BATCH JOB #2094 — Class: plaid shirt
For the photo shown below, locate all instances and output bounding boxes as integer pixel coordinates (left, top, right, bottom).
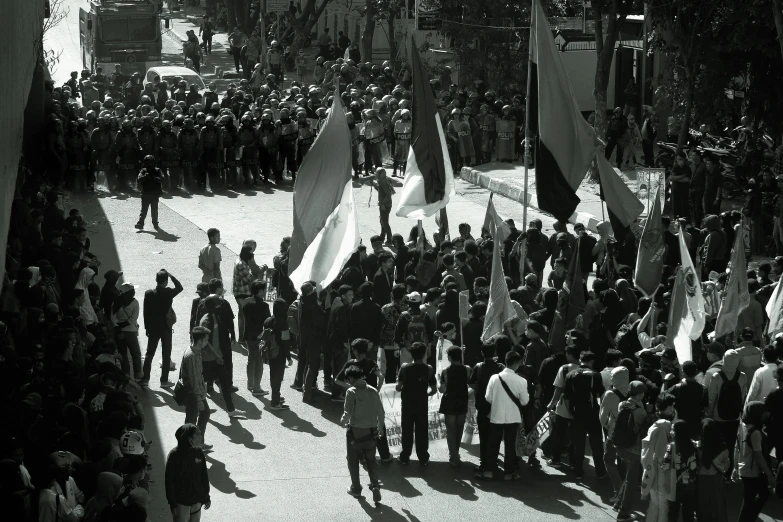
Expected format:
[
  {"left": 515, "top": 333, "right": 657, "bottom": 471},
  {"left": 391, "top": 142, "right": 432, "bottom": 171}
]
[{"left": 232, "top": 259, "right": 253, "bottom": 297}]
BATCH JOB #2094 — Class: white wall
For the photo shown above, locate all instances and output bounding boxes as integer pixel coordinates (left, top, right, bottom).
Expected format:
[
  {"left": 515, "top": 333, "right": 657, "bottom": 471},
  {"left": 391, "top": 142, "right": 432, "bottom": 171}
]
[{"left": 560, "top": 50, "right": 616, "bottom": 113}]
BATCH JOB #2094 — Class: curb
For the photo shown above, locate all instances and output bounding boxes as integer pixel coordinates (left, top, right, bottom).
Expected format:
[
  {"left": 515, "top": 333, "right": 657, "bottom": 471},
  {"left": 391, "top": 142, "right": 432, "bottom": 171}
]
[{"left": 459, "top": 166, "right": 603, "bottom": 234}]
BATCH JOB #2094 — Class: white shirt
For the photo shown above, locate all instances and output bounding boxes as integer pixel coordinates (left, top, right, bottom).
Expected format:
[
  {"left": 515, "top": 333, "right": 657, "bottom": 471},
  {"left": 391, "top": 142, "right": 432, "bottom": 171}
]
[
  {"left": 485, "top": 368, "right": 529, "bottom": 424},
  {"left": 747, "top": 362, "right": 778, "bottom": 403}
]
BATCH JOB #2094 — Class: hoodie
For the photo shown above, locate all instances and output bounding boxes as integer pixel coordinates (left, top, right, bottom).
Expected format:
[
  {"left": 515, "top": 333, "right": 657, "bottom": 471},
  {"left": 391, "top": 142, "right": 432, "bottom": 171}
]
[
  {"left": 641, "top": 418, "right": 675, "bottom": 501},
  {"left": 701, "top": 215, "right": 727, "bottom": 269},
  {"left": 600, "top": 367, "right": 630, "bottom": 436},
  {"left": 341, "top": 379, "right": 385, "bottom": 430},
  {"left": 707, "top": 349, "right": 748, "bottom": 420}
]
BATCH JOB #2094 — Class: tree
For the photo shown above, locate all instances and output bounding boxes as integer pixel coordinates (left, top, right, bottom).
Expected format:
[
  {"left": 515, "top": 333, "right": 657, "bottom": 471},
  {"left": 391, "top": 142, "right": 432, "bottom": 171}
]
[
  {"left": 362, "top": 0, "right": 378, "bottom": 63},
  {"left": 648, "top": 0, "right": 725, "bottom": 153},
  {"left": 286, "top": 0, "right": 334, "bottom": 59},
  {"left": 591, "top": 0, "right": 640, "bottom": 139},
  {"left": 38, "top": 0, "right": 69, "bottom": 73}
]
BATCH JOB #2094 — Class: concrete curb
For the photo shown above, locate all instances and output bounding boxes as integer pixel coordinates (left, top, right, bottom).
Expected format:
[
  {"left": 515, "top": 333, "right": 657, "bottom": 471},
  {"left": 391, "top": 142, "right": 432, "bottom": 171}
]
[{"left": 459, "top": 166, "right": 604, "bottom": 234}]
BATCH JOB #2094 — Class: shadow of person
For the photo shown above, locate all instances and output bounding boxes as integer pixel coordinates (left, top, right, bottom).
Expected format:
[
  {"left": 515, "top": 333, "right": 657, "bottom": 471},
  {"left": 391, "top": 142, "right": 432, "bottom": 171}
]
[
  {"left": 208, "top": 418, "right": 266, "bottom": 450},
  {"left": 357, "top": 498, "right": 423, "bottom": 522},
  {"left": 374, "top": 470, "right": 423, "bottom": 499},
  {"left": 205, "top": 455, "right": 257, "bottom": 499},
  {"left": 262, "top": 402, "right": 327, "bottom": 437},
  {"left": 137, "top": 228, "right": 180, "bottom": 242},
  {"left": 414, "top": 461, "right": 479, "bottom": 501},
  {"left": 146, "top": 389, "right": 183, "bottom": 412}
]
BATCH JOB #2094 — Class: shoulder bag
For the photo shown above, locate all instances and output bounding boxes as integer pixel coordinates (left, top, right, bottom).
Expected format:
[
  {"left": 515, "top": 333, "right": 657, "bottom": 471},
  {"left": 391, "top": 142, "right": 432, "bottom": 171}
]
[{"left": 497, "top": 375, "right": 537, "bottom": 457}]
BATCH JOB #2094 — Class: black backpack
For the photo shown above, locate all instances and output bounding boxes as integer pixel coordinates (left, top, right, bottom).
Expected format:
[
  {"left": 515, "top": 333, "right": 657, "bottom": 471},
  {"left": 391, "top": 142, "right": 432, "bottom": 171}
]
[
  {"left": 611, "top": 401, "right": 640, "bottom": 449},
  {"left": 716, "top": 371, "right": 743, "bottom": 420},
  {"left": 563, "top": 367, "right": 597, "bottom": 420}
]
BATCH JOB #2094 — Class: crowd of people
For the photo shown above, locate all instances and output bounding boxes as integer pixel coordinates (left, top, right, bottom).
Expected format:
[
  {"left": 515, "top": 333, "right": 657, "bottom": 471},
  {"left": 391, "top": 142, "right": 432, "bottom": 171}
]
[{"left": 45, "top": 51, "right": 527, "bottom": 199}]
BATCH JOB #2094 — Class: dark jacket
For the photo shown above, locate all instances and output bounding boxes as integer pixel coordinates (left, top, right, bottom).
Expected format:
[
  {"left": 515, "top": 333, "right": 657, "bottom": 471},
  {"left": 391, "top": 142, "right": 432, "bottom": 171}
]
[
  {"left": 372, "top": 268, "right": 394, "bottom": 307},
  {"left": 143, "top": 275, "right": 183, "bottom": 332},
  {"left": 138, "top": 167, "right": 163, "bottom": 197},
  {"left": 240, "top": 296, "right": 271, "bottom": 345},
  {"left": 350, "top": 299, "right": 383, "bottom": 345},
  {"left": 299, "top": 293, "right": 327, "bottom": 351},
  {"left": 165, "top": 446, "right": 210, "bottom": 507},
  {"left": 196, "top": 297, "right": 236, "bottom": 346},
  {"left": 327, "top": 300, "right": 352, "bottom": 347}
]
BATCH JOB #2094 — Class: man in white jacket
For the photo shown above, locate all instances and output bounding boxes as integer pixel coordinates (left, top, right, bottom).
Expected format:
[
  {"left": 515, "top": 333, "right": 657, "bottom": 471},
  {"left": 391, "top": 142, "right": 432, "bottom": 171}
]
[{"left": 477, "top": 351, "right": 528, "bottom": 481}]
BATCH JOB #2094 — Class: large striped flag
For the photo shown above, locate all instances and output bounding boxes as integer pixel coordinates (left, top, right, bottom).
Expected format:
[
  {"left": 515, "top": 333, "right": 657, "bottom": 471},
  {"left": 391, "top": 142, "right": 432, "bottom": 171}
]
[
  {"left": 596, "top": 151, "right": 645, "bottom": 239},
  {"left": 667, "top": 232, "right": 706, "bottom": 362},
  {"left": 528, "top": 0, "right": 595, "bottom": 222},
  {"left": 482, "top": 211, "right": 518, "bottom": 341},
  {"left": 549, "top": 241, "right": 586, "bottom": 352},
  {"left": 395, "top": 37, "right": 455, "bottom": 219},
  {"left": 289, "top": 92, "right": 360, "bottom": 291},
  {"left": 634, "top": 187, "right": 664, "bottom": 297},
  {"left": 714, "top": 224, "right": 750, "bottom": 339}
]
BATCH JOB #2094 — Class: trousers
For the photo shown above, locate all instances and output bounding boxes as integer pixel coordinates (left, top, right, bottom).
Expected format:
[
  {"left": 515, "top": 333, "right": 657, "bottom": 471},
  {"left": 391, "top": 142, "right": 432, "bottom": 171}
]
[
  {"left": 203, "top": 361, "right": 235, "bottom": 412},
  {"left": 184, "top": 396, "right": 210, "bottom": 436},
  {"left": 142, "top": 328, "right": 172, "bottom": 382},
  {"left": 570, "top": 415, "right": 606, "bottom": 476},
  {"left": 138, "top": 195, "right": 159, "bottom": 225},
  {"left": 444, "top": 414, "right": 466, "bottom": 461},
  {"left": 269, "top": 355, "right": 286, "bottom": 405},
  {"left": 346, "top": 430, "right": 380, "bottom": 491},
  {"left": 379, "top": 207, "right": 393, "bottom": 243},
  {"left": 246, "top": 340, "right": 264, "bottom": 391},
  {"left": 486, "top": 422, "right": 519, "bottom": 474},
  {"left": 400, "top": 407, "right": 429, "bottom": 462}
]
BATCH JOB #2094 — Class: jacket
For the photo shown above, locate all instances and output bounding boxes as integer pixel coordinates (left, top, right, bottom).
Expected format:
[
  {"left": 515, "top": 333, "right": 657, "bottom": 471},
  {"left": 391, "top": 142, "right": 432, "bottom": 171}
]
[
  {"left": 299, "top": 293, "right": 327, "bottom": 351},
  {"left": 701, "top": 215, "right": 727, "bottom": 268},
  {"left": 341, "top": 379, "right": 385, "bottom": 429},
  {"left": 165, "top": 446, "right": 210, "bottom": 507},
  {"left": 240, "top": 296, "right": 270, "bottom": 345},
  {"left": 137, "top": 167, "right": 163, "bottom": 197},
  {"left": 327, "top": 300, "right": 352, "bottom": 347},
  {"left": 350, "top": 299, "right": 383, "bottom": 345},
  {"left": 143, "top": 276, "right": 184, "bottom": 332},
  {"left": 372, "top": 268, "right": 394, "bottom": 307}
]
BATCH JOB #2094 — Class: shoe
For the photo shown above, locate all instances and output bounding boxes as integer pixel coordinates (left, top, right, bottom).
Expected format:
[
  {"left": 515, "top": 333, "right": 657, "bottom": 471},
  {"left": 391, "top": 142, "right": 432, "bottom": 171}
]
[
  {"left": 137, "top": 379, "right": 149, "bottom": 388},
  {"left": 528, "top": 458, "right": 542, "bottom": 469},
  {"left": 504, "top": 473, "right": 521, "bottom": 481},
  {"left": 616, "top": 514, "right": 636, "bottom": 522},
  {"left": 201, "top": 443, "right": 213, "bottom": 451},
  {"left": 547, "top": 459, "right": 565, "bottom": 469},
  {"left": 247, "top": 383, "right": 253, "bottom": 391},
  {"left": 269, "top": 403, "right": 290, "bottom": 410},
  {"left": 474, "top": 471, "right": 494, "bottom": 480},
  {"left": 380, "top": 456, "right": 393, "bottom": 463},
  {"left": 160, "top": 380, "right": 175, "bottom": 388},
  {"left": 134, "top": 222, "right": 143, "bottom": 229},
  {"left": 252, "top": 389, "right": 269, "bottom": 396},
  {"left": 346, "top": 487, "right": 362, "bottom": 498},
  {"left": 419, "top": 459, "right": 429, "bottom": 467},
  {"left": 596, "top": 471, "right": 608, "bottom": 480},
  {"left": 230, "top": 385, "right": 239, "bottom": 392},
  {"left": 573, "top": 473, "right": 584, "bottom": 481},
  {"left": 228, "top": 409, "right": 244, "bottom": 418},
  {"left": 397, "top": 456, "right": 409, "bottom": 465},
  {"left": 291, "top": 384, "right": 303, "bottom": 391},
  {"left": 371, "top": 486, "right": 382, "bottom": 503}
]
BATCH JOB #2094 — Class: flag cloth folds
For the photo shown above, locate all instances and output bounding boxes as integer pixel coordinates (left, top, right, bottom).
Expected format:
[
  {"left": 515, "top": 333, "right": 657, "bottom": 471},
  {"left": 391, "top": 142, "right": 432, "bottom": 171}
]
[
  {"left": 289, "top": 95, "right": 360, "bottom": 291},
  {"left": 482, "top": 193, "right": 511, "bottom": 243},
  {"left": 396, "top": 37, "right": 455, "bottom": 219},
  {"left": 549, "top": 241, "right": 586, "bottom": 352},
  {"left": 596, "top": 151, "right": 645, "bottom": 239},
  {"left": 289, "top": 84, "right": 351, "bottom": 273},
  {"left": 667, "top": 232, "right": 706, "bottom": 362},
  {"left": 528, "top": 0, "right": 595, "bottom": 222},
  {"left": 482, "top": 217, "right": 518, "bottom": 342},
  {"left": 714, "top": 224, "right": 750, "bottom": 339},
  {"left": 766, "top": 277, "right": 783, "bottom": 337},
  {"left": 634, "top": 187, "right": 664, "bottom": 297}
]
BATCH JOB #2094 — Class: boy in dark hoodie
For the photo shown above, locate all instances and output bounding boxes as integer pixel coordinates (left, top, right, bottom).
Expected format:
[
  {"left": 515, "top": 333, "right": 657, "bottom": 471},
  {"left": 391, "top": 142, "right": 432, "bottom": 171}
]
[{"left": 700, "top": 214, "right": 727, "bottom": 279}]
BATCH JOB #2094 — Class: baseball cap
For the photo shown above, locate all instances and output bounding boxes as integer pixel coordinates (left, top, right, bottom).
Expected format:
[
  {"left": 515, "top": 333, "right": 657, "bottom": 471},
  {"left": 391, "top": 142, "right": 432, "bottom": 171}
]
[
  {"left": 406, "top": 291, "right": 422, "bottom": 304},
  {"left": 629, "top": 380, "right": 647, "bottom": 396}
]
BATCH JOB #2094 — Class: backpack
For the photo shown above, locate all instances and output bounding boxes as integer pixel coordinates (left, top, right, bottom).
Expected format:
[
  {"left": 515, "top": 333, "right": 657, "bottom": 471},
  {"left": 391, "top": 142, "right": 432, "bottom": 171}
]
[
  {"left": 615, "top": 320, "right": 641, "bottom": 360},
  {"left": 563, "top": 367, "right": 597, "bottom": 420},
  {"left": 259, "top": 328, "right": 279, "bottom": 362},
  {"left": 287, "top": 300, "right": 300, "bottom": 336},
  {"left": 406, "top": 314, "right": 429, "bottom": 349},
  {"left": 602, "top": 389, "right": 627, "bottom": 433},
  {"left": 716, "top": 371, "right": 743, "bottom": 419},
  {"left": 611, "top": 401, "right": 640, "bottom": 449},
  {"left": 185, "top": 41, "right": 199, "bottom": 59}
]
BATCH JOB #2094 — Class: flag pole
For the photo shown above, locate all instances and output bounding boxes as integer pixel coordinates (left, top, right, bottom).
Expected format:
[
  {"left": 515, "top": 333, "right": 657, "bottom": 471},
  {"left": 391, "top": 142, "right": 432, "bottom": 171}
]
[{"left": 522, "top": 5, "right": 534, "bottom": 233}]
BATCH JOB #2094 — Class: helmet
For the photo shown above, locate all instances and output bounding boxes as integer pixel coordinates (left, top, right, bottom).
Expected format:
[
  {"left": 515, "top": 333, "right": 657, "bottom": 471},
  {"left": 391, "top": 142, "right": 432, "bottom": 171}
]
[
  {"left": 502, "top": 104, "right": 511, "bottom": 112},
  {"left": 469, "top": 92, "right": 479, "bottom": 100},
  {"left": 451, "top": 108, "right": 462, "bottom": 116},
  {"left": 316, "top": 107, "right": 327, "bottom": 117},
  {"left": 372, "top": 65, "right": 381, "bottom": 74},
  {"left": 373, "top": 86, "right": 383, "bottom": 96},
  {"left": 266, "top": 74, "right": 276, "bottom": 83},
  {"left": 241, "top": 114, "right": 253, "bottom": 125},
  {"left": 261, "top": 111, "right": 272, "bottom": 121},
  {"left": 179, "top": 80, "right": 187, "bottom": 88},
  {"left": 103, "top": 97, "right": 114, "bottom": 108},
  {"left": 400, "top": 109, "right": 411, "bottom": 119},
  {"left": 316, "top": 56, "right": 324, "bottom": 65},
  {"left": 77, "top": 118, "right": 88, "bottom": 129},
  {"left": 384, "top": 67, "right": 392, "bottom": 74},
  {"left": 271, "top": 40, "right": 278, "bottom": 47},
  {"left": 244, "top": 94, "right": 253, "bottom": 102},
  {"left": 331, "top": 64, "right": 340, "bottom": 71},
  {"left": 382, "top": 60, "right": 391, "bottom": 69},
  {"left": 119, "top": 430, "right": 147, "bottom": 456},
  {"left": 350, "top": 101, "right": 361, "bottom": 111},
  {"left": 86, "top": 110, "right": 97, "bottom": 121},
  {"left": 193, "top": 103, "right": 204, "bottom": 112},
  {"left": 140, "top": 95, "right": 152, "bottom": 105},
  {"left": 143, "top": 154, "right": 156, "bottom": 165},
  {"left": 97, "top": 116, "right": 109, "bottom": 126},
  {"left": 196, "top": 112, "right": 207, "bottom": 123},
  {"left": 90, "top": 100, "right": 102, "bottom": 111},
  {"left": 121, "top": 119, "right": 132, "bottom": 129},
  {"left": 205, "top": 115, "right": 216, "bottom": 125},
  {"left": 141, "top": 116, "right": 152, "bottom": 126},
  {"left": 184, "top": 118, "right": 195, "bottom": 128},
  {"left": 161, "top": 120, "right": 172, "bottom": 129},
  {"left": 341, "top": 65, "right": 350, "bottom": 74}
]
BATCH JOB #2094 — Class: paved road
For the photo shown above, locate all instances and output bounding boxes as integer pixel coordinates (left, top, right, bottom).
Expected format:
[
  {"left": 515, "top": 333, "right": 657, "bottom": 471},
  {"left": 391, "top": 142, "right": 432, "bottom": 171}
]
[{"left": 45, "top": 4, "right": 782, "bottom": 521}]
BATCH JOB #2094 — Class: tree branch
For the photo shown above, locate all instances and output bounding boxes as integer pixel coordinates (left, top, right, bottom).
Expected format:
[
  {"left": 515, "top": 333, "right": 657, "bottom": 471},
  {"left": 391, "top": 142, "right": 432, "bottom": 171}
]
[{"left": 314, "top": 0, "right": 332, "bottom": 18}]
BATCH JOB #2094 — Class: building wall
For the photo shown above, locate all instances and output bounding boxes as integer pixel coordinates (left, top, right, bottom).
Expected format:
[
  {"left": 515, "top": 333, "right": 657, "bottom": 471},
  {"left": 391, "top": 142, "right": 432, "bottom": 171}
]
[{"left": 0, "top": 0, "right": 45, "bottom": 275}]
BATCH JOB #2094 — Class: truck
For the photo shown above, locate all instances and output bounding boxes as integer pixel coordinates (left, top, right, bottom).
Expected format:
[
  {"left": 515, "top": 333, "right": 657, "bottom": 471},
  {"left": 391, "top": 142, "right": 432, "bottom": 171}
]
[{"left": 78, "top": 0, "right": 163, "bottom": 77}]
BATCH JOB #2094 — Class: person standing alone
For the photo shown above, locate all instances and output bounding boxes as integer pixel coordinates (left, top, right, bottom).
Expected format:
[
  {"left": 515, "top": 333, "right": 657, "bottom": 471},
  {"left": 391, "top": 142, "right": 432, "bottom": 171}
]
[
  {"left": 198, "top": 228, "right": 222, "bottom": 283},
  {"left": 135, "top": 155, "right": 163, "bottom": 230},
  {"left": 141, "top": 269, "right": 183, "bottom": 388}
]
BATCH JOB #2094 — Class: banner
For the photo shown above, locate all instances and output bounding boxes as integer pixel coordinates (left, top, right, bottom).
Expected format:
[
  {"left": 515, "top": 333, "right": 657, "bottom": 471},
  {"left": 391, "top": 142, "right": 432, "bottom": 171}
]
[
  {"left": 458, "top": 290, "right": 470, "bottom": 321},
  {"left": 381, "top": 384, "right": 478, "bottom": 449},
  {"left": 635, "top": 168, "right": 666, "bottom": 217}
]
